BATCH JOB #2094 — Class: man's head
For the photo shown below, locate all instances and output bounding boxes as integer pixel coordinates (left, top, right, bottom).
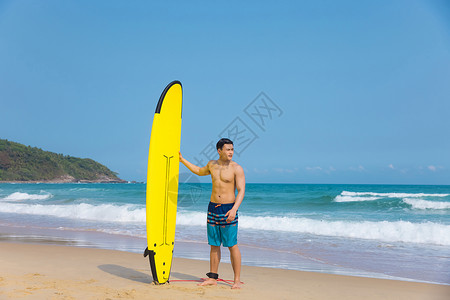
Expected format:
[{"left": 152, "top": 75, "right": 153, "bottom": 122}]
[
  {"left": 216, "top": 138, "right": 233, "bottom": 150},
  {"left": 216, "top": 138, "right": 234, "bottom": 161}
]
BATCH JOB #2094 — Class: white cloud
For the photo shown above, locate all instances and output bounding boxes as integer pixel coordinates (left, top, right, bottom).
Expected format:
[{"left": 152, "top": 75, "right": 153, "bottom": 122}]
[
  {"left": 349, "top": 165, "right": 365, "bottom": 172},
  {"left": 305, "top": 166, "right": 336, "bottom": 174},
  {"left": 427, "top": 165, "right": 444, "bottom": 172},
  {"left": 253, "top": 168, "right": 269, "bottom": 174},
  {"left": 274, "top": 167, "right": 298, "bottom": 174},
  {"left": 388, "top": 164, "right": 395, "bottom": 170},
  {"left": 305, "top": 166, "right": 322, "bottom": 171}
]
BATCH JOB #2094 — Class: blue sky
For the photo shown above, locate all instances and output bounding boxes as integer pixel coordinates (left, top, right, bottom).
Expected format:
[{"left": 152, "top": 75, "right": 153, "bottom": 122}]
[{"left": 1, "top": 0, "right": 449, "bottom": 184}]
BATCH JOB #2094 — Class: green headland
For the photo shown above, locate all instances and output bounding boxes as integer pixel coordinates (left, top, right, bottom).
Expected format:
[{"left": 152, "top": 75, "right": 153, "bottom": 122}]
[{"left": 0, "top": 139, "right": 126, "bottom": 183}]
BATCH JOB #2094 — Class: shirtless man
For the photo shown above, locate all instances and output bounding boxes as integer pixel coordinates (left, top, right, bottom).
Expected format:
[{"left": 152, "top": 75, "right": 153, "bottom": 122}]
[{"left": 179, "top": 138, "right": 245, "bottom": 289}]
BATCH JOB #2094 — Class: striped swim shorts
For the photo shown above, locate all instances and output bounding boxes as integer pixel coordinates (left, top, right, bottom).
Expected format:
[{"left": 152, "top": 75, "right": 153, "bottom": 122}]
[{"left": 207, "top": 202, "right": 238, "bottom": 247}]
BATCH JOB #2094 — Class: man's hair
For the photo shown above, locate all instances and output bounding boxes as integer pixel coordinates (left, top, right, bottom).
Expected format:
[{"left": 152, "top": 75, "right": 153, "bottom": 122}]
[{"left": 216, "top": 138, "right": 234, "bottom": 150}]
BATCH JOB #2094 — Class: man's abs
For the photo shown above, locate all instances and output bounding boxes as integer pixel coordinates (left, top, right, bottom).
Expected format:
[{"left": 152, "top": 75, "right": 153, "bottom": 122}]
[{"left": 210, "top": 184, "right": 235, "bottom": 204}]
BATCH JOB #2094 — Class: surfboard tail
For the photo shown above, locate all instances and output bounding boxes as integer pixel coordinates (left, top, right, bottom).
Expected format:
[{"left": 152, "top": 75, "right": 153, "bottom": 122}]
[{"left": 144, "top": 247, "right": 160, "bottom": 284}]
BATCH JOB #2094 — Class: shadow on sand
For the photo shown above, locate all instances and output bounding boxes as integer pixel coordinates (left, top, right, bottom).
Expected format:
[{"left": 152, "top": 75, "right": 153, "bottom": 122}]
[
  {"left": 98, "top": 264, "right": 152, "bottom": 284},
  {"left": 98, "top": 265, "right": 202, "bottom": 284}
]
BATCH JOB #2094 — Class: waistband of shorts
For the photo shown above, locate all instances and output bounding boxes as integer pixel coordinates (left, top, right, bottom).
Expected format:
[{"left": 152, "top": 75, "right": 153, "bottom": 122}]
[{"left": 208, "top": 201, "right": 235, "bottom": 208}]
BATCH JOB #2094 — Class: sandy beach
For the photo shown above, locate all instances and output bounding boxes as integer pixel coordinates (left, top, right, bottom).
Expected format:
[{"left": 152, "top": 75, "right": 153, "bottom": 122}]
[{"left": 0, "top": 242, "right": 448, "bottom": 300}]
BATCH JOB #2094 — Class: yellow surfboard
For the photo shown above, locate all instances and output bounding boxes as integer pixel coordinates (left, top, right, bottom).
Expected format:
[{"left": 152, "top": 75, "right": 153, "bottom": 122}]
[{"left": 144, "top": 81, "right": 182, "bottom": 284}]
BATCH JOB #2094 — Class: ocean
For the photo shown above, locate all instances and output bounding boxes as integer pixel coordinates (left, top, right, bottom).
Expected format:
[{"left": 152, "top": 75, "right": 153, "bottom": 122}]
[{"left": 0, "top": 182, "right": 449, "bottom": 285}]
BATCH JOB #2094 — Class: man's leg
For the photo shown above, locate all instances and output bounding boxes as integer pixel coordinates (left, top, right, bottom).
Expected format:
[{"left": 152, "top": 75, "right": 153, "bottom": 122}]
[
  {"left": 198, "top": 245, "right": 221, "bottom": 286},
  {"left": 229, "top": 245, "right": 242, "bottom": 289},
  {"left": 210, "top": 245, "right": 221, "bottom": 274}
]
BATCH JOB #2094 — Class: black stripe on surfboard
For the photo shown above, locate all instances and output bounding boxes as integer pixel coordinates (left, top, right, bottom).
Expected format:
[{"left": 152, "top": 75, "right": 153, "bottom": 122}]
[{"left": 155, "top": 80, "right": 182, "bottom": 117}]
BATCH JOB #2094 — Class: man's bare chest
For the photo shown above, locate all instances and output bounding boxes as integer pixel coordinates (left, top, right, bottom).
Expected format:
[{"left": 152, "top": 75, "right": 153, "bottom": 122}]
[{"left": 210, "top": 165, "right": 235, "bottom": 184}]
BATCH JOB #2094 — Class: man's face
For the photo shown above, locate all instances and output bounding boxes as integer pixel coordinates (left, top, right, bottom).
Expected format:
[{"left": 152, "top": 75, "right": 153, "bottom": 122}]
[{"left": 218, "top": 144, "right": 234, "bottom": 161}]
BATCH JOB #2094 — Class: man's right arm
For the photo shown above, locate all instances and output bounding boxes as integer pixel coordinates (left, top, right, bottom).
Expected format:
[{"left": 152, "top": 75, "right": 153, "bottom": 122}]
[{"left": 179, "top": 152, "right": 210, "bottom": 176}]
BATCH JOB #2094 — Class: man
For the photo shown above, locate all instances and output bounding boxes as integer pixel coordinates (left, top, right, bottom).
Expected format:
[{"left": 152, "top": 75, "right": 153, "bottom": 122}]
[{"left": 179, "top": 138, "right": 245, "bottom": 289}]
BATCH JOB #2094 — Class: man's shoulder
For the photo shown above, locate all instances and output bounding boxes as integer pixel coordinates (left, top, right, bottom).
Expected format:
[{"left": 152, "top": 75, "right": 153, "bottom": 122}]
[
  {"left": 231, "top": 161, "right": 243, "bottom": 171},
  {"left": 207, "top": 160, "right": 218, "bottom": 167}
]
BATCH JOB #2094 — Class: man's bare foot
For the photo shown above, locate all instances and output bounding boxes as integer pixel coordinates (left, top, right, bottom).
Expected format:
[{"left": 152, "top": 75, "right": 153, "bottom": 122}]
[
  {"left": 231, "top": 281, "right": 242, "bottom": 289},
  {"left": 197, "top": 278, "right": 217, "bottom": 286}
]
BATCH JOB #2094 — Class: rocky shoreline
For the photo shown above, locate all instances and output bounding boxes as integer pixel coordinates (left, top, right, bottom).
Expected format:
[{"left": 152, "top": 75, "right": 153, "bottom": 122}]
[{"left": 0, "top": 175, "right": 127, "bottom": 184}]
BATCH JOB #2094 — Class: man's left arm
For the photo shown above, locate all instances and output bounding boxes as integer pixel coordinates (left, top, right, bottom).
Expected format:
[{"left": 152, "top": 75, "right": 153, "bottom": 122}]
[{"left": 225, "top": 165, "right": 245, "bottom": 222}]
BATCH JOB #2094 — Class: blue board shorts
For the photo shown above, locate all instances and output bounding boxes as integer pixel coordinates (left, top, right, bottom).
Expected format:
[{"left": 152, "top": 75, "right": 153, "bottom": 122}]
[{"left": 207, "top": 202, "right": 238, "bottom": 247}]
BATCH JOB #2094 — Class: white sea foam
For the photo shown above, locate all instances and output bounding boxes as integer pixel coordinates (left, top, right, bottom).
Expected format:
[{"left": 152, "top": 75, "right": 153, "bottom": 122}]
[
  {"left": 403, "top": 198, "right": 450, "bottom": 210},
  {"left": 340, "top": 191, "right": 449, "bottom": 198},
  {"left": 335, "top": 191, "right": 450, "bottom": 202},
  {"left": 242, "top": 216, "right": 450, "bottom": 245},
  {"left": 1, "top": 202, "right": 449, "bottom": 246},
  {"left": 0, "top": 202, "right": 145, "bottom": 223},
  {"left": 334, "top": 195, "right": 381, "bottom": 202},
  {"left": 1, "top": 192, "right": 53, "bottom": 201},
  {"left": 175, "top": 211, "right": 450, "bottom": 246}
]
